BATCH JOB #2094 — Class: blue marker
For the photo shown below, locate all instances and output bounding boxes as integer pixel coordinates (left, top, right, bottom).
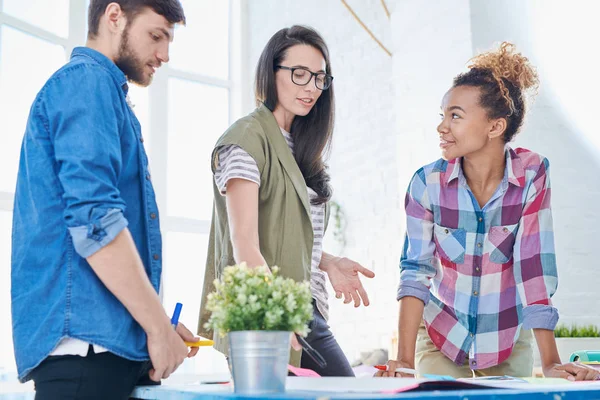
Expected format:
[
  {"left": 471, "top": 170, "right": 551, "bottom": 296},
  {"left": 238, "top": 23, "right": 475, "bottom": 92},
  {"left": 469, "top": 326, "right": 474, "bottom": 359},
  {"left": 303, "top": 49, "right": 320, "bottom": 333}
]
[
  {"left": 170, "top": 302, "right": 183, "bottom": 329},
  {"left": 169, "top": 302, "right": 214, "bottom": 347}
]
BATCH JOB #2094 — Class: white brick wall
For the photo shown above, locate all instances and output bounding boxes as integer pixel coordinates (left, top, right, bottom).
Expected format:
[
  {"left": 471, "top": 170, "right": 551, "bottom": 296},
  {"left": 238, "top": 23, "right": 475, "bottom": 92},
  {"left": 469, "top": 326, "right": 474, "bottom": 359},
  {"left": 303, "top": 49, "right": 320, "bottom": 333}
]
[{"left": 244, "top": 0, "right": 600, "bottom": 364}]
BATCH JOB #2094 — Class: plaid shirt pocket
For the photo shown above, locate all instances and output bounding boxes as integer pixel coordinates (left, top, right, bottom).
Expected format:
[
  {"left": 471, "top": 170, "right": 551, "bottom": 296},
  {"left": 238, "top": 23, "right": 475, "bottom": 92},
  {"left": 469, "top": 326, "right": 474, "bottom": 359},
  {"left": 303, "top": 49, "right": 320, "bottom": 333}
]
[
  {"left": 486, "top": 223, "right": 519, "bottom": 264},
  {"left": 433, "top": 224, "right": 466, "bottom": 264}
]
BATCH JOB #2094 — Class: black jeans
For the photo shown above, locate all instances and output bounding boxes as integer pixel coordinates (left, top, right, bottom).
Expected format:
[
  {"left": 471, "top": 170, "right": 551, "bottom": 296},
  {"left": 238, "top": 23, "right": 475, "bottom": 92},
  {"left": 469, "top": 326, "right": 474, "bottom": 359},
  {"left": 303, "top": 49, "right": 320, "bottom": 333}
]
[
  {"left": 30, "top": 346, "right": 157, "bottom": 400},
  {"left": 300, "top": 301, "right": 355, "bottom": 377}
]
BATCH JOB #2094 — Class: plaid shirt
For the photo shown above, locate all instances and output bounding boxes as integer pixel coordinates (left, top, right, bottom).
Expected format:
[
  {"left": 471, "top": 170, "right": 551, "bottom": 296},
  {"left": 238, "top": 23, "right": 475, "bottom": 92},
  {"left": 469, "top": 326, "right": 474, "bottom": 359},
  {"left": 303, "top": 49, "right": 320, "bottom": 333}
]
[{"left": 397, "top": 147, "right": 558, "bottom": 370}]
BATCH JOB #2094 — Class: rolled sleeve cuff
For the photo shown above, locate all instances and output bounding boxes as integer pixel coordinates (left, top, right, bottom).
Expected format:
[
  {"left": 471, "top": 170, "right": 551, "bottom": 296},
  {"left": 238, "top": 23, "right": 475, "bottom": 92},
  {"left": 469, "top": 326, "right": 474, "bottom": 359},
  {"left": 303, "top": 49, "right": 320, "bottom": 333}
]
[
  {"left": 68, "top": 208, "right": 129, "bottom": 258},
  {"left": 397, "top": 281, "right": 430, "bottom": 305},
  {"left": 522, "top": 304, "right": 559, "bottom": 330}
]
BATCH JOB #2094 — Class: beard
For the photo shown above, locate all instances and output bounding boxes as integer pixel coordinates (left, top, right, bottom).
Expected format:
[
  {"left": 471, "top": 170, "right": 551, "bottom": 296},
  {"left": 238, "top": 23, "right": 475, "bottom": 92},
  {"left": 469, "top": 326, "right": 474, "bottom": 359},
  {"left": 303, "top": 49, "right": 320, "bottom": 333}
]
[{"left": 115, "top": 28, "right": 151, "bottom": 87}]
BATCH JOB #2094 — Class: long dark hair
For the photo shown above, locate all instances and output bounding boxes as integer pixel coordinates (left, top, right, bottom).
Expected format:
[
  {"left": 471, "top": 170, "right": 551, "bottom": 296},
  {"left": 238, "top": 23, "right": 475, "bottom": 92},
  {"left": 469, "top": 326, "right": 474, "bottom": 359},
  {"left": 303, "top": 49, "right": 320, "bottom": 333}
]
[{"left": 255, "top": 25, "right": 334, "bottom": 205}]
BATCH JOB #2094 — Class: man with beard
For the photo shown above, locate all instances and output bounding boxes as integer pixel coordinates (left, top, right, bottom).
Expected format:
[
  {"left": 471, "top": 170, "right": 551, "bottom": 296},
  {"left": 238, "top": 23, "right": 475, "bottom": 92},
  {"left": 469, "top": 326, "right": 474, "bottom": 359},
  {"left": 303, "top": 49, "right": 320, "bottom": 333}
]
[{"left": 11, "top": 1, "right": 196, "bottom": 398}]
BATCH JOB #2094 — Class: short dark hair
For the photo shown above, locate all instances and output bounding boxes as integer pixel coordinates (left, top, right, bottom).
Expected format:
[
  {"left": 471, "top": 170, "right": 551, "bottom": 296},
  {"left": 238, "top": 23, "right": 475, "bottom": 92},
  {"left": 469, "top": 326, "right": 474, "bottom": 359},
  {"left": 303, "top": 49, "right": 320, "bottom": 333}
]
[
  {"left": 88, "top": 0, "right": 186, "bottom": 39},
  {"left": 255, "top": 25, "right": 334, "bottom": 205}
]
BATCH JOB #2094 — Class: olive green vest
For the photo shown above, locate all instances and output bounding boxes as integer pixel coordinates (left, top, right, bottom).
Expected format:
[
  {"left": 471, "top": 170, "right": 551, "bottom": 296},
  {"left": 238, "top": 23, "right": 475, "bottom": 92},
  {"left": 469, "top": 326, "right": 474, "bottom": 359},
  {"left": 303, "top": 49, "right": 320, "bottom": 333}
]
[{"left": 198, "top": 104, "right": 329, "bottom": 366}]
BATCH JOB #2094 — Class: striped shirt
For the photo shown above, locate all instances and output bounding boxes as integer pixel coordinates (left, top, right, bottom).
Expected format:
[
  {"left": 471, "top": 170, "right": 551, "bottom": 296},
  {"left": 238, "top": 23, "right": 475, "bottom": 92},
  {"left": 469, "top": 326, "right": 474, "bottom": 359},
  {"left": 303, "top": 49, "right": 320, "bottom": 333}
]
[
  {"left": 397, "top": 147, "right": 558, "bottom": 370},
  {"left": 214, "top": 128, "right": 329, "bottom": 320}
]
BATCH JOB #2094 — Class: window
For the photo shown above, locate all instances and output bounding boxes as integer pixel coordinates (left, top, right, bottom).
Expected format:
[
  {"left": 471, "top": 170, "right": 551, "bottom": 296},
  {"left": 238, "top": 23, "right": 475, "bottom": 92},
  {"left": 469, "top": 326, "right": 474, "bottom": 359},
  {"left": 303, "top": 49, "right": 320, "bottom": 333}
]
[
  {"left": 0, "top": 0, "right": 243, "bottom": 372},
  {"left": 146, "top": 0, "right": 243, "bottom": 333},
  {"left": 0, "top": 0, "right": 81, "bottom": 373}
]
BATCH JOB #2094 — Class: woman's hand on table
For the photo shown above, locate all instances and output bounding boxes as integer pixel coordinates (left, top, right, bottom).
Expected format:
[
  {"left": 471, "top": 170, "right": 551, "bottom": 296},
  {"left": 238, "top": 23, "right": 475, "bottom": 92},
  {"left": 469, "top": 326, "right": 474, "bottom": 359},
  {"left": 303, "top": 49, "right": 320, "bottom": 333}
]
[
  {"left": 544, "top": 362, "right": 600, "bottom": 381},
  {"left": 374, "top": 359, "right": 415, "bottom": 378}
]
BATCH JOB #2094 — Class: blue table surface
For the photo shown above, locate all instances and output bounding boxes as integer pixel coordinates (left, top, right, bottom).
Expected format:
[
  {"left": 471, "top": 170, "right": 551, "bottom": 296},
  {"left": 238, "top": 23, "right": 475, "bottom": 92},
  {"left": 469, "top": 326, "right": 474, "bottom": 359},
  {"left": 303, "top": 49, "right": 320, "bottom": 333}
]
[
  {"left": 4, "top": 373, "right": 600, "bottom": 400},
  {"left": 129, "top": 382, "right": 600, "bottom": 400},
  {"left": 3, "top": 383, "right": 600, "bottom": 400},
  {"left": 130, "top": 388, "right": 600, "bottom": 400}
]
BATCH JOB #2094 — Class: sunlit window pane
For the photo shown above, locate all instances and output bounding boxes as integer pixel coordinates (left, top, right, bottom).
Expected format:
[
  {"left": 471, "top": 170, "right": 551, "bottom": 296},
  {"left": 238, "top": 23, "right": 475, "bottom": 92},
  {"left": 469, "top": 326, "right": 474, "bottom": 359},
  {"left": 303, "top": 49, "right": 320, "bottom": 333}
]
[
  {"left": 3, "top": 0, "right": 70, "bottom": 38},
  {"left": 162, "top": 232, "right": 209, "bottom": 333},
  {"left": 0, "top": 211, "right": 15, "bottom": 371},
  {"left": 127, "top": 85, "right": 151, "bottom": 159},
  {"left": 168, "top": 0, "right": 229, "bottom": 79},
  {"left": 0, "top": 26, "right": 65, "bottom": 192},
  {"left": 167, "top": 78, "right": 229, "bottom": 220},
  {"left": 84, "top": 0, "right": 91, "bottom": 42}
]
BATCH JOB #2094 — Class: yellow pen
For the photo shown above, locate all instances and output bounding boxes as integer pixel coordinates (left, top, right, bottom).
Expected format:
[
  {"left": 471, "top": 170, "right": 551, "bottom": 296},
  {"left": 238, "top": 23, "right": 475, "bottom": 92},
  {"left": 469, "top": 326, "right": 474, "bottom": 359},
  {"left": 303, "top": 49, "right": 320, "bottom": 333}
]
[{"left": 184, "top": 339, "right": 214, "bottom": 347}]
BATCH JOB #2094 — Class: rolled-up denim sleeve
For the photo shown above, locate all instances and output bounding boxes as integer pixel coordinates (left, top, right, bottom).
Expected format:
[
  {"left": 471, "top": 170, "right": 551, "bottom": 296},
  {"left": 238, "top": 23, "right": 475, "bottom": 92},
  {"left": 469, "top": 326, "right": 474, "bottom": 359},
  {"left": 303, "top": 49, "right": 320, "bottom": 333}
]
[
  {"left": 397, "top": 169, "right": 437, "bottom": 305},
  {"left": 45, "top": 65, "right": 128, "bottom": 258},
  {"left": 67, "top": 208, "right": 128, "bottom": 258}
]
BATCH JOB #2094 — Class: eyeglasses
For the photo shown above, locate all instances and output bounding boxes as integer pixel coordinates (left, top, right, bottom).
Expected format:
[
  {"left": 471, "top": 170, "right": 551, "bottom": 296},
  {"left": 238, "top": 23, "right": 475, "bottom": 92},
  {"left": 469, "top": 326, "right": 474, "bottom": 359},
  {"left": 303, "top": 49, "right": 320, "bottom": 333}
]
[{"left": 275, "top": 65, "right": 334, "bottom": 90}]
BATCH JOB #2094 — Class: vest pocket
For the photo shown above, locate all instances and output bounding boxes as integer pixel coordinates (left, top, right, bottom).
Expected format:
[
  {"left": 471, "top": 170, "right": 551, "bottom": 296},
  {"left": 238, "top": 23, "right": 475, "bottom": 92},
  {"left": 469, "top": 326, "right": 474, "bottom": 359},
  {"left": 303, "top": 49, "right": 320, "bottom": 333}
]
[
  {"left": 485, "top": 223, "right": 519, "bottom": 264},
  {"left": 433, "top": 224, "right": 466, "bottom": 264}
]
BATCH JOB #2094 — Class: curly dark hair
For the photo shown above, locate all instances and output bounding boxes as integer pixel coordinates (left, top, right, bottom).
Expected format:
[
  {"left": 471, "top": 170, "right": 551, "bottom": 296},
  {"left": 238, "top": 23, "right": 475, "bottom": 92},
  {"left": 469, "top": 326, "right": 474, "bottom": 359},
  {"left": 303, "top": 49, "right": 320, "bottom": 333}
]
[{"left": 453, "top": 42, "right": 539, "bottom": 142}]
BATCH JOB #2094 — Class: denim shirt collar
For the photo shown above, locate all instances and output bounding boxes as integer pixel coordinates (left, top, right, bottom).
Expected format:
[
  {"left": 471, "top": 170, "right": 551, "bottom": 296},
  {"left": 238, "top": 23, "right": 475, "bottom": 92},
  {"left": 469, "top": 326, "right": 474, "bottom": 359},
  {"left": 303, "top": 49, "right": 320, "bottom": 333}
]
[{"left": 71, "top": 47, "right": 128, "bottom": 94}]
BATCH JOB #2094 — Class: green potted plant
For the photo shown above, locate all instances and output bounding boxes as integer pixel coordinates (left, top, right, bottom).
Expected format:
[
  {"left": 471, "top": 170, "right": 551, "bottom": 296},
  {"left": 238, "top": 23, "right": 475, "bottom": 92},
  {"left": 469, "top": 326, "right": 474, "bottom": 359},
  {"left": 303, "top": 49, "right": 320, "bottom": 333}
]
[
  {"left": 533, "top": 324, "right": 600, "bottom": 368},
  {"left": 555, "top": 324, "right": 600, "bottom": 365},
  {"left": 205, "top": 263, "right": 313, "bottom": 394}
]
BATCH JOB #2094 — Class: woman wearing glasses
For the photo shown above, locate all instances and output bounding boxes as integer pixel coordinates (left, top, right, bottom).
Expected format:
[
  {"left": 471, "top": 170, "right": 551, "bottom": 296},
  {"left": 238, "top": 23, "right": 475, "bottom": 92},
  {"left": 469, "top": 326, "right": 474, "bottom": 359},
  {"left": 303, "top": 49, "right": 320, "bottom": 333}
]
[{"left": 198, "top": 25, "right": 374, "bottom": 376}]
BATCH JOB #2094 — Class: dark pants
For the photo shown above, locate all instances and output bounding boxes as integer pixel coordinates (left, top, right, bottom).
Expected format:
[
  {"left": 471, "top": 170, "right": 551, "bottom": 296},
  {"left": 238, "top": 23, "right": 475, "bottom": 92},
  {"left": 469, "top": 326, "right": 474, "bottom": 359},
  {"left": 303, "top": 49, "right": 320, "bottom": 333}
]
[
  {"left": 300, "top": 301, "right": 355, "bottom": 377},
  {"left": 30, "top": 345, "right": 157, "bottom": 400}
]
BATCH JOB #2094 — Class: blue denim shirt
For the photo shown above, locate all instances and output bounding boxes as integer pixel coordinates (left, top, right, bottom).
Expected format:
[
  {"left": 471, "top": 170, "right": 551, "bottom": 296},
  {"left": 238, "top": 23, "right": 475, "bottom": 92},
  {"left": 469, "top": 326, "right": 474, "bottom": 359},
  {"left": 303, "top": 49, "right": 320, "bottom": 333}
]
[{"left": 11, "top": 47, "right": 162, "bottom": 382}]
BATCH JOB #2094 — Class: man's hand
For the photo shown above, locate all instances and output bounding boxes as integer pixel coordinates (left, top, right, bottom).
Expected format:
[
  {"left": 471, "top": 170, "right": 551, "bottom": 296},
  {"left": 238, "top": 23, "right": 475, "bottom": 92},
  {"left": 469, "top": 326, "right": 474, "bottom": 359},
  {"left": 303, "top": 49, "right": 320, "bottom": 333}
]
[
  {"left": 176, "top": 322, "right": 201, "bottom": 358},
  {"left": 147, "top": 323, "right": 188, "bottom": 382}
]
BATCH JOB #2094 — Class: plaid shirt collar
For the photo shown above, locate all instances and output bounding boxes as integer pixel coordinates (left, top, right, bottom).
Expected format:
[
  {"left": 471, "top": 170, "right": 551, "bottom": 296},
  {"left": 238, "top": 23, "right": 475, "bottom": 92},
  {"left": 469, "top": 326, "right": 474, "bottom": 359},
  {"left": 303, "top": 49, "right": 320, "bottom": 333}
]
[{"left": 444, "top": 146, "right": 526, "bottom": 188}]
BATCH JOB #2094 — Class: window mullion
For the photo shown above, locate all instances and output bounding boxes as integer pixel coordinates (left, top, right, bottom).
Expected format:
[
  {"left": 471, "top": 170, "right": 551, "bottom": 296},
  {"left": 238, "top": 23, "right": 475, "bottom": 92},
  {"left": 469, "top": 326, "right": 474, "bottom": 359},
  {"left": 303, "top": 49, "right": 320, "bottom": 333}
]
[
  {"left": 66, "top": 0, "right": 87, "bottom": 58},
  {"left": 149, "top": 68, "right": 169, "bottom": 212},
  {"left": 0, "top": 192, "right": 13, "bottom": 211},
  {"left": 0, "top": 13, "right": 68, "bottom": 47},
  {"left": 168, "top": 67, "right": 231, "bottom": 89}
]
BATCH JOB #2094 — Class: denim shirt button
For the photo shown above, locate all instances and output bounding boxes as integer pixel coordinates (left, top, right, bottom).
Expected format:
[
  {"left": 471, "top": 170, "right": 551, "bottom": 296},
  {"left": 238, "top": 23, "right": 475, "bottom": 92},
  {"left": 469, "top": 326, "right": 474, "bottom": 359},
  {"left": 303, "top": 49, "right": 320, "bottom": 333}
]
[
  {"left": 150, "top": 213, "right": 156, "bottom": 219},
  {"left": 153, "top": 254, "right": 160, "bottom": 260},
  {"left": 86, "top": 224, "right": 107, "bottom": 241}
]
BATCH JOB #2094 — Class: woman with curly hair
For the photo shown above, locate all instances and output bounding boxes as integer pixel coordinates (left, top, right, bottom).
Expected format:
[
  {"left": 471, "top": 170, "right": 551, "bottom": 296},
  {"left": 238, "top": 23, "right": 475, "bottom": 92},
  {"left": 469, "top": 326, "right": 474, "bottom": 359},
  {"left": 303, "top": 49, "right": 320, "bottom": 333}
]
[{"left": 378, "top": 43, "right": 600, "bottom": 380}]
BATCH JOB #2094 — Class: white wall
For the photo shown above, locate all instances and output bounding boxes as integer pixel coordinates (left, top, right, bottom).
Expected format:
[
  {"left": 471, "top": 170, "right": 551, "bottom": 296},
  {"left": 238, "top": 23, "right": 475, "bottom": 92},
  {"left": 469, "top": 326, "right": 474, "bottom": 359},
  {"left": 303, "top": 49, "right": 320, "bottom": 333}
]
[{"left": 391, "top": 0, "right": 473, "bottom": 252}]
